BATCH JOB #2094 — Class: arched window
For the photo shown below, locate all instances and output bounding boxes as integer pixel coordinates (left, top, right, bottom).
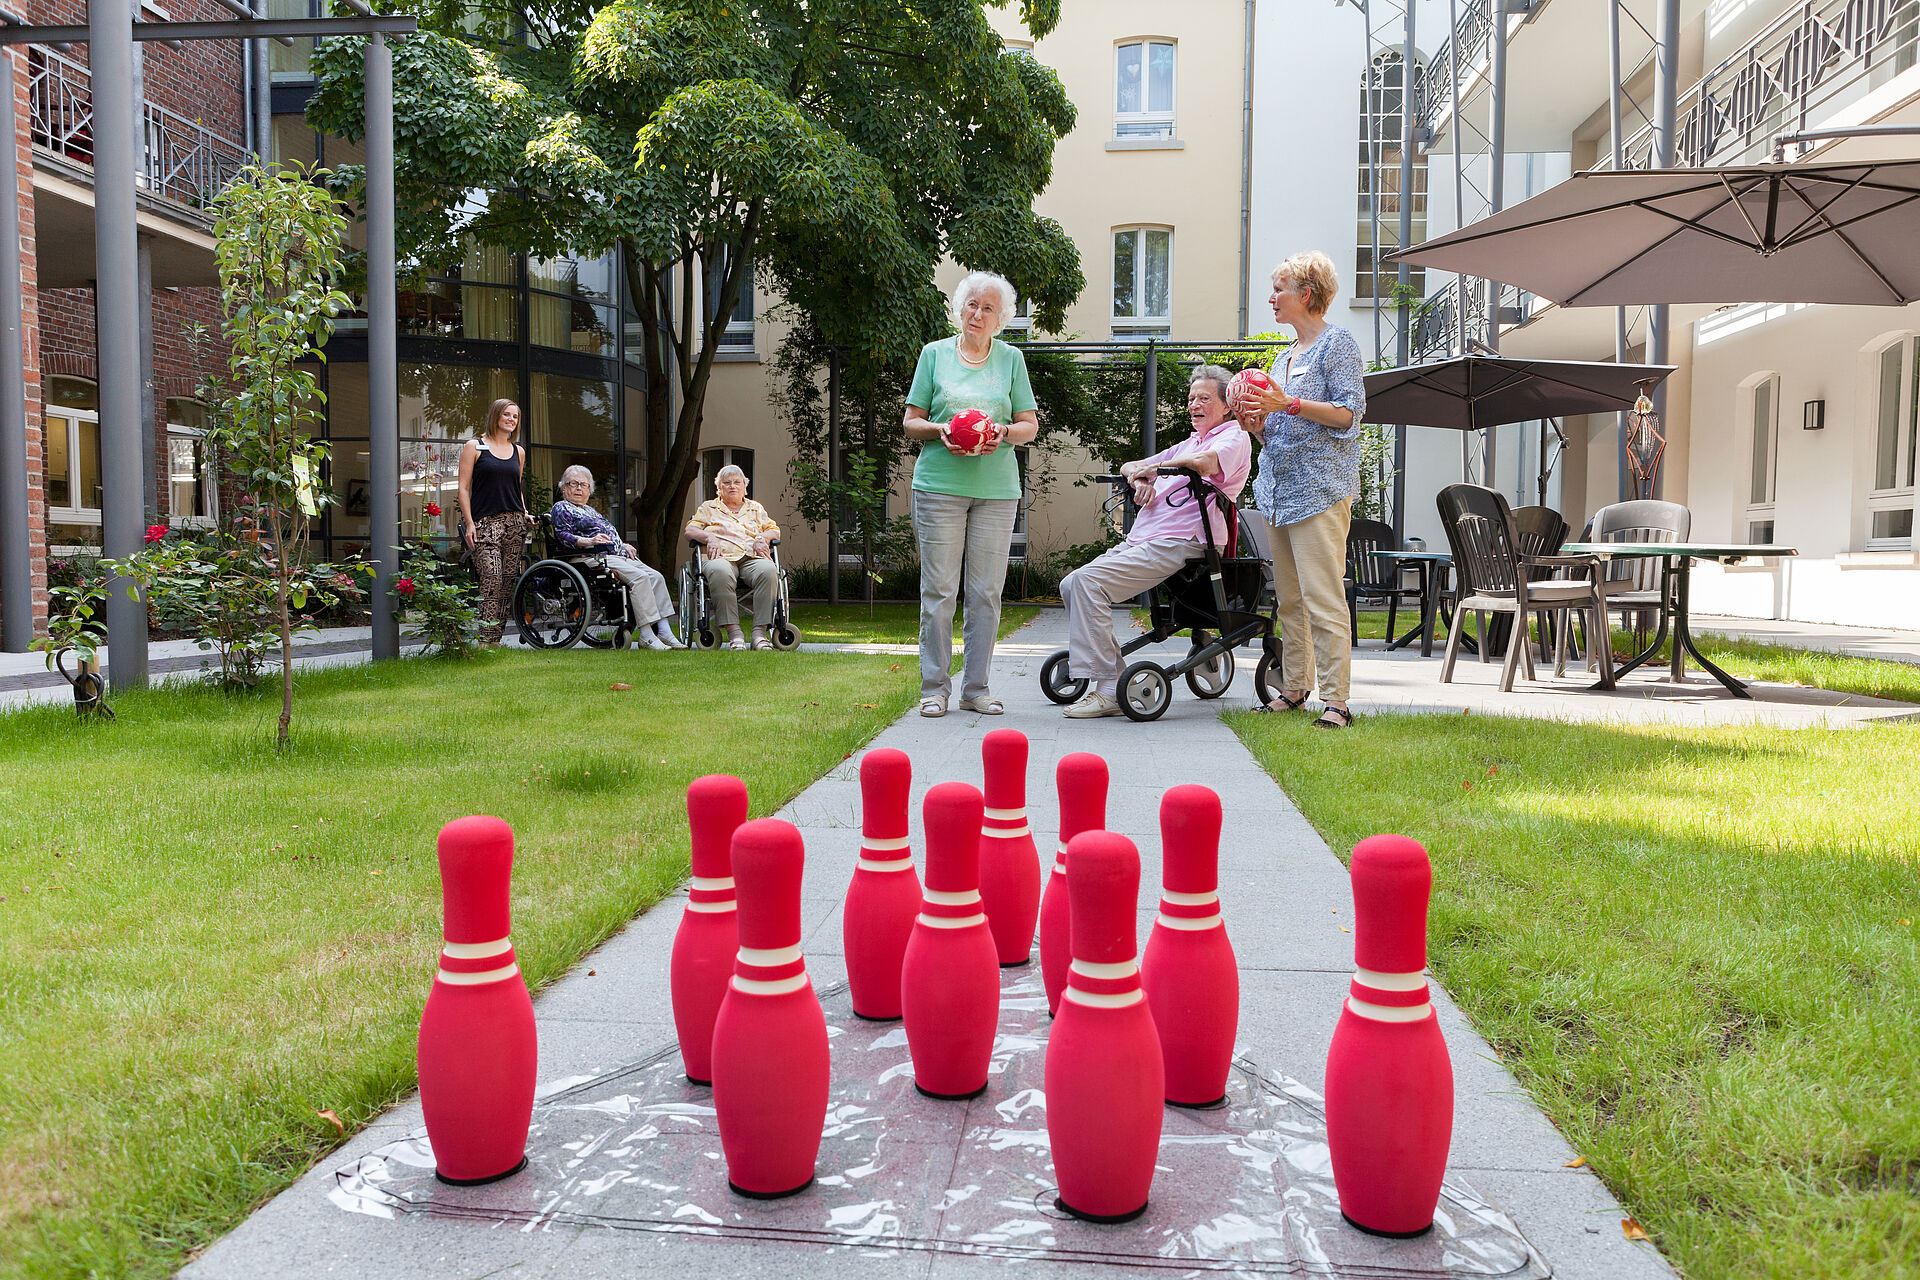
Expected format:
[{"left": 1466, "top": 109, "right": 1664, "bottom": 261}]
[{"left": 1356, "top": 48, "right": 1428, "bottom": 304}]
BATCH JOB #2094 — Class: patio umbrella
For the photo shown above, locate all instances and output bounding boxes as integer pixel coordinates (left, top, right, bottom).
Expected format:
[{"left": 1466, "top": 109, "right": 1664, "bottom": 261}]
[
  {"left": 1384, "top": 158, "right": 1920, "bottom": 306},
  {"left": 1364, "top": 355, "right": 1677, "bottom": 431}
]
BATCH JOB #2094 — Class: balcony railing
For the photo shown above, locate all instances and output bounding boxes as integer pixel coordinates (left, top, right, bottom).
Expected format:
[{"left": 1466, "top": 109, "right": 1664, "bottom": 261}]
[
  {"left": 1605, "top": 0, "right": 1920, "bottom": 170},
  {"left": 1409, "top": 280, "right": 1538, "bottom": 363},
  {"left": 27, "top": 45, "right": 252, "bottom": 220},
  {"left": 1419, "top": 0, "right": 1495, "bottom": 138}
]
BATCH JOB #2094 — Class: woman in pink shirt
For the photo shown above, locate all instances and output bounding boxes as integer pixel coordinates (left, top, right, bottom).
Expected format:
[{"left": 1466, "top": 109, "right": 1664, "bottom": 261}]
[{"left": 1058, "top": 367, "right": 1252, "bottom": 718}]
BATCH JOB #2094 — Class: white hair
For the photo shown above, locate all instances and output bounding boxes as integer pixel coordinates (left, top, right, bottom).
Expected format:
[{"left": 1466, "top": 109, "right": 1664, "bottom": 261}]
[
  {"left": 949, "top": 271, "right": 1018, "bottom": 336},
  {"left": 714, "top": 464, "right": 747, "bottom": 488},
  {"left": 560, "top": 465, "right": 596, "bottom": 488}
]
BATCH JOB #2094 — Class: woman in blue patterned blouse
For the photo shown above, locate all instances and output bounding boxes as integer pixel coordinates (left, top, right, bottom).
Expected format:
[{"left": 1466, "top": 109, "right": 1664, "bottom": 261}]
[{"left": 1240, "top": 251, "right": 1368, "bottom": 728}]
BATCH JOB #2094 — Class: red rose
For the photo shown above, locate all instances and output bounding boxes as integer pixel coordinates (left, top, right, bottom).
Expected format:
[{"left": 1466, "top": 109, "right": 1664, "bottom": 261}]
[
  {"left": 144, "top": 524, "right": 167, "bottom": 544},
  {"left": 425, "top": 502, "right": 442, "bottom": 517},
  {"left": 395, "top": 578, "right": 416, "bottom": 596}
]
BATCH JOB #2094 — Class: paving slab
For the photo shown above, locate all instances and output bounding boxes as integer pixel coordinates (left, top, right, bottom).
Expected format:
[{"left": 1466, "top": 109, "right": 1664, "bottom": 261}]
[{"left": 185, "top": 608, "right": 1672, "bottom": 1280}]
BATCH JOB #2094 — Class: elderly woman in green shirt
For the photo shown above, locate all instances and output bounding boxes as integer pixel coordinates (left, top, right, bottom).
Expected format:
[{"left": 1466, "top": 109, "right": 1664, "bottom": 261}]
[{"left": 902, "top": 270, "right": 1040, "bottom": 718}]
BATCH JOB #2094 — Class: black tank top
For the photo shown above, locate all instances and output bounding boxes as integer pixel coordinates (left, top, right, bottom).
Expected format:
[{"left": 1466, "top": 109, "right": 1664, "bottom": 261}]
[{"left": 470, "top": 444, "right": 525, "bottom": 520}]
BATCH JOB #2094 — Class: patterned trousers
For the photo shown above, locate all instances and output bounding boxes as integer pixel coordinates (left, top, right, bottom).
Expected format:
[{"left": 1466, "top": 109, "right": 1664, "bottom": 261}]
[{"left": 471, "top": 512, "right": 527, "bottom": 644}]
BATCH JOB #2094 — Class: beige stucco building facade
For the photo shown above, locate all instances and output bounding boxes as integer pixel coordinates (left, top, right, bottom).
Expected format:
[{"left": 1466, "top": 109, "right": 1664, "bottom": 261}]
[{"left": 693, "top": 1, "right": 1254, "bottom": 575}]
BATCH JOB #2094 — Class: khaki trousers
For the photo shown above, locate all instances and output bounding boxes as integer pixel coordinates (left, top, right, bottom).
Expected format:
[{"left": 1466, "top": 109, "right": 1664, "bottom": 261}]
[
  {"left": 702, "top": 555, "right": 777, "bottom": 627},
  {"left": 1265, "top": 499, "right": 1353, "bottom": 703}
]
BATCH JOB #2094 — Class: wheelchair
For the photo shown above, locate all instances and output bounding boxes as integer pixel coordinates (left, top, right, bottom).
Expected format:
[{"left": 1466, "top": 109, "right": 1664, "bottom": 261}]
[
  {"left": 1040, "top": 468, "right": 1284, "bottom": 722},
  {"left": 510, "top": 516, "right": 643, "bottom": 650},
  {"left": 677, "top": 537, "right": 801, "bottom": 651}
]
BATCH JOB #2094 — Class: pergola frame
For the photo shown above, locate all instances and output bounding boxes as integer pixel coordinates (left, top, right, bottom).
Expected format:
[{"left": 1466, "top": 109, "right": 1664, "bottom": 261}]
[{"left": 0, "top": 3, "right": 415, "bottom": 683}]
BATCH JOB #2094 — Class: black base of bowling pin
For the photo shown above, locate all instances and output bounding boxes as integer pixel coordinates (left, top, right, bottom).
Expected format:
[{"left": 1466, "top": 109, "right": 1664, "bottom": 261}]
[
  {"left": 434, "top": 1154, "right": 528, "bottom": 1187},
  {"left": 729, "top": 1175, "right": 815, "bottom": 1201},
  {"left": 851, "top": 1010, "right": 903, "bottom": 1023},
  {"left": 915, "top": 1081, "right": 989, "bottom": 1101},
  {"left": 999, "top": 956, "right": 1032, "bottom": 968},
  {"left": 1054, "top": 1194, "right": 1148, "bottom": 1225},
  {"left": 685, "top": 1074, "right": 711, "bottom": 1087},
  {"left": 1165, "top": 1094, "right": 1229, "bottom": 1111},
  {"left": 1341, "top": 1211, "right": 1435, "bottom": 1240}
]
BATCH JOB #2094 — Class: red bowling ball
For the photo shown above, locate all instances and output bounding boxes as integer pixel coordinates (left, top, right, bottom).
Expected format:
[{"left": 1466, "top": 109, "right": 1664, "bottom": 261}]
[
  {"left": 1227, "top": 367, "right": 1275, "bottom": 413},
  {"left": 945, "top": 408, "right": 997, "bottom": 455}
]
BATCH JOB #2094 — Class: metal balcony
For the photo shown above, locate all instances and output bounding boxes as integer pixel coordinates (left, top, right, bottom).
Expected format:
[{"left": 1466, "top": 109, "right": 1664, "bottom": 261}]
[
  {"left": 27, "top": 45, "right": 252, "bottom": 221},
  {"left": 1603, "top": 0, "right": 1920, "bottom": 170}
]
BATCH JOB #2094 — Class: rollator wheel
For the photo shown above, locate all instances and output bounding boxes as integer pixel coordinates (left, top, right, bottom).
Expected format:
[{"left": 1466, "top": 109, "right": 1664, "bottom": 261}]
[
  {"left": 1040, "top": 649, "right": 1087, "bottom": 705},
  {"left": 771, "top": 625, "right": 802, "bottom": 651},
  {"left": 1119, "top": 661, "right": 1173, "bottom": 722},
  {"left": 1253, "top": 651, "right": 1287, "bottom": 709},
  {"left": 1184, "top": 645, "right": 1236, "bottom": 699}
]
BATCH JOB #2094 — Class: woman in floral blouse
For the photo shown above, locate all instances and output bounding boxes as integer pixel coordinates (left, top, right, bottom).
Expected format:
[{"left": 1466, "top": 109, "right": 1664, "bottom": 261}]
[
  {"left": 684, "top": 465, "right": 782, "bottom": 650},
  {"left": 1241, "top": 251, "right": 1369, "bottom": 729},
  {"left": 549, "top": 466, "right": 684, "bottom": 649}
]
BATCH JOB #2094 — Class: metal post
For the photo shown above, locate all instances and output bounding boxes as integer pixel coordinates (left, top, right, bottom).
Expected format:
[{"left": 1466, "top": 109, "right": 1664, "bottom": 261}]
[
  {"left": 1238, "top": 0, "right": 1255, "bottom": 338},
  {"left": 138, "top": 235, "right": 157, "bottom": 520},
  {"left": 365, "top": 33, "right": 399, "bottom": 659},
  {"left": 1648, "top": 0, "right": 1680, "bottom": 501},
  {"left": 0, "top": 48, "right": 30, "bottom": 651},
  {"left": 1365, "top": 0, "right": 1382, "bottom": 363},
  {"left": 1610, "top": 0, "right": 1631, "bottom": 505},
  {"left": 1392, "top": 0, "right": 1415, "bottom": 543},
  {"left": 94, "top": 0, "right": 149, "bottom": 689},
  {"left": 826, "top": 346, "right": 840, "bottom": 607},
  {"left": 1484, "top": 0, "right": 1508, "bottom": 492},
  {"left": 1450, "top": 0, "right": 1467, "bottom": 357},
  {"left": 1141, "top": 339, "right": 1158, "bottom": 457},
  {"left": 253, "top": 4, "right": 272, "bottom": 159}
]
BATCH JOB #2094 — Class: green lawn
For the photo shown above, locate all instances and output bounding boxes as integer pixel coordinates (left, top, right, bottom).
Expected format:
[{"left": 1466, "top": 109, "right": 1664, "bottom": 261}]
[
  {"left": 788, "top": 601, "right": 1039, "bottom": 646},
  {"left": 1228, "top": 710, "right": 1920, "bottom": 1280},
  {"left": 0, "top": 648, "right": 921, "bottom": 1279}
]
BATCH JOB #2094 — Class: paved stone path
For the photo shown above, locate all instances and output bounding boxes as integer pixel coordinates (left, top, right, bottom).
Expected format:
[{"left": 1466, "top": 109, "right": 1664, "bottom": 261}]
[{"left": 185, "top": 610, "right": 1672, "bottom": 1280}]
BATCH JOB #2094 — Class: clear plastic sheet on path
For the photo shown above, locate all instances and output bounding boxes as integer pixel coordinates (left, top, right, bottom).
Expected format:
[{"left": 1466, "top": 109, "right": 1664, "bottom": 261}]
[{"left": 332, "top": 975, "right": 1550, "bottom": 1277}]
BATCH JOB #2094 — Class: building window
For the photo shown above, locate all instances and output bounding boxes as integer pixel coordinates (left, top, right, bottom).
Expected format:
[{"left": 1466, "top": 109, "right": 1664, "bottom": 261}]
[
  {"left": 166, "top": 398, "right": 216, "bottom": 527},
  {"left": 1112, "top": 227, "right": 1172, "bottom": 337},
  {"left": 701, "top": 446, "right": 755, "bottom": 500},
  {"left": 1115, "top": 40, "right": 1175, "bottom": 139},
  {"left": 706, "top": 251, "right": 755, "bottom": 351},
  {"left": 1868, "top": 337, "right": 1917, "bottom": 549},
  {"left": 1356, "top": 48, "right": 1428, "bottom": 304},
  {"left": 45, "top": 377, "right": 101, "bottom": 549},
  {"left": 1745, "top": 374, "right": 1780, "bottom": 544},
  {"left": 1010, "top": 446, "right": 1030, "bottom": 563}
]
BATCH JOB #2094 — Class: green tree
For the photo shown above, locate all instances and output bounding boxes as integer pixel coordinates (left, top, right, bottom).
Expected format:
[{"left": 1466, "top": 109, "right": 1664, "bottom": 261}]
[
  {"left": 204, "top": 166, "right": 353, "bottom": 746},
  {"left": 309, "top": 0, "right": 1084, "bottom": 567}
]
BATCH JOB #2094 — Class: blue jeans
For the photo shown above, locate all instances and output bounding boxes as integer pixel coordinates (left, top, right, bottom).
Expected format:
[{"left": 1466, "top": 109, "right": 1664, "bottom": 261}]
[{"left": 912, "top": 490, "right": 1019, "bottom": 701}]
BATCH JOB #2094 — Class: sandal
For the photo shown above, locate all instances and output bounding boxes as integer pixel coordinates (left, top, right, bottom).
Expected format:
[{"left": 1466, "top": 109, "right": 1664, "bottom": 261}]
[
  {"left": 1310, "top": 706, "right": 1356, "bottom": 730},
  {"left": 957, "top": 695, "right": 1004, "bottom": 715},
  {"left": 919, "top": 696, "right": 948, "bottom": 718},
  {"left": 1251, "top": 692, "right": 1310, "bottom": 714}
]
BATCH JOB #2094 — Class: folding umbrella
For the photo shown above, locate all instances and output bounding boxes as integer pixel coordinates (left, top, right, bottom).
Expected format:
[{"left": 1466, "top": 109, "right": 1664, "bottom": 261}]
[{"left": 1384, "top": 158, "right": 1920, "bottom": 306}]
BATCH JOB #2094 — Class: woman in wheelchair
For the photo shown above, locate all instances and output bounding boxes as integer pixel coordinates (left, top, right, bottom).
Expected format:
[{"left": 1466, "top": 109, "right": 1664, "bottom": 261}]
[
  {"left": 684, "top": 465, "right": 783, "bottom": 651},
  {"left": 551, "top": 466, "right": 685, "bottom": 649},
  {"left": 1057, "top": 366, "right": 1253, "bottom": 718}
]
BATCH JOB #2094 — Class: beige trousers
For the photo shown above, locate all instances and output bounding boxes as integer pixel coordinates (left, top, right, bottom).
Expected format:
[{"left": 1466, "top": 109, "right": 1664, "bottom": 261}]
[{"left": 1265, "top": 499, "right": 1353, "bottom": 703}]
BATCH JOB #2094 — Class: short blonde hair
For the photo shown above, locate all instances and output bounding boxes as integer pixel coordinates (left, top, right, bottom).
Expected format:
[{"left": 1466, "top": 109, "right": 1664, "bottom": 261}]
[
  {"left": 949, "top": 271, "right": 1018, "bottom": 336},
  {"left": 1273, "top": 251, "right": 1340, "bottom": 317}
]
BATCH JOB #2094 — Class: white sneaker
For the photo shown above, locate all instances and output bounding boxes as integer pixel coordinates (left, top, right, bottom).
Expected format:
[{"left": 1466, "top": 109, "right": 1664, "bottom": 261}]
[
  {"left": 1063, "top": 691, "right": 1124, "bottom": 719},
  {"left": 637, "top": 629, "right": 669, "bottom": 650}
]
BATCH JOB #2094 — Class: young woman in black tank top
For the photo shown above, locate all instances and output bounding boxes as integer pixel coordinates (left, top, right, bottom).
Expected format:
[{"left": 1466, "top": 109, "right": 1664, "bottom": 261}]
[{"left": 458, "top": 398, "right": 532, "bottom": 645}]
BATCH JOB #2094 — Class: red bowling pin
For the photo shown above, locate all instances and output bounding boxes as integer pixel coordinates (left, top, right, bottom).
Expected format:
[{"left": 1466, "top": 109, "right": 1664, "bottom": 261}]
[
  {"left": 844, "top": 749, "right": 920, "bottom": 1020},
  {"left": 671, "top": 774, "right": 748, "bottom": 1084},
  {"left": 978, "top": 730, "right": 1041, "bottom": 966},
  {"left": 1039, "top": 753, "right": 1108, "bottom": 1015},
  {"left": 710, "top": 819, "right": 830, "bottom": 1198},
  {"left": 899, "top": 782, "right": 999, "bottom": 1099},
  {"left": 1324, "top": 834, "right": 1454, "bottom": 1237},
  {"left": 1142, "top": 785, "right": 1240, "bottom": 1107},
  {"left": 417, "top": 815, "right": 538, "bottom": 1185},
  {"left": 1046, "top": 830, "right": 1164, "bottom": 1223}
]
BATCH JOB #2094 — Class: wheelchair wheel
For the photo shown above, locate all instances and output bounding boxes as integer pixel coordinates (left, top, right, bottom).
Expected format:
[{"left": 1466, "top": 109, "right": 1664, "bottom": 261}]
[
  {"left": 1185, "top": 645, "right": 1236, "bottom": 699},
  {"left": 1119, "top": 660, "right": 1173, "bottom": 722},
  {"left": 1040, "top": 649, "right": 1088, "bottom": 705},
  {"left": 771, "top": 624, "right": 802, "bottom": 651},
  {"left": 514, "top": 561, "right": 594, "bottom": 649},
  {"left": 1253, "top": 651, "right": 1287, "bottom": 709},
  {"left": 692, "top": 628, "right": 721, "bottom": 651}
]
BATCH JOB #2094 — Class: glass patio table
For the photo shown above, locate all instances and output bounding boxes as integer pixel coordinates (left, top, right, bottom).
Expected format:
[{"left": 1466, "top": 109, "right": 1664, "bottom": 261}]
[
  {"left": 1561, "top": 542, "right": 1798, "bottom": 699},
  {"left": 1364, "top": 550, "right": 1458, "bottom": 658}
]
